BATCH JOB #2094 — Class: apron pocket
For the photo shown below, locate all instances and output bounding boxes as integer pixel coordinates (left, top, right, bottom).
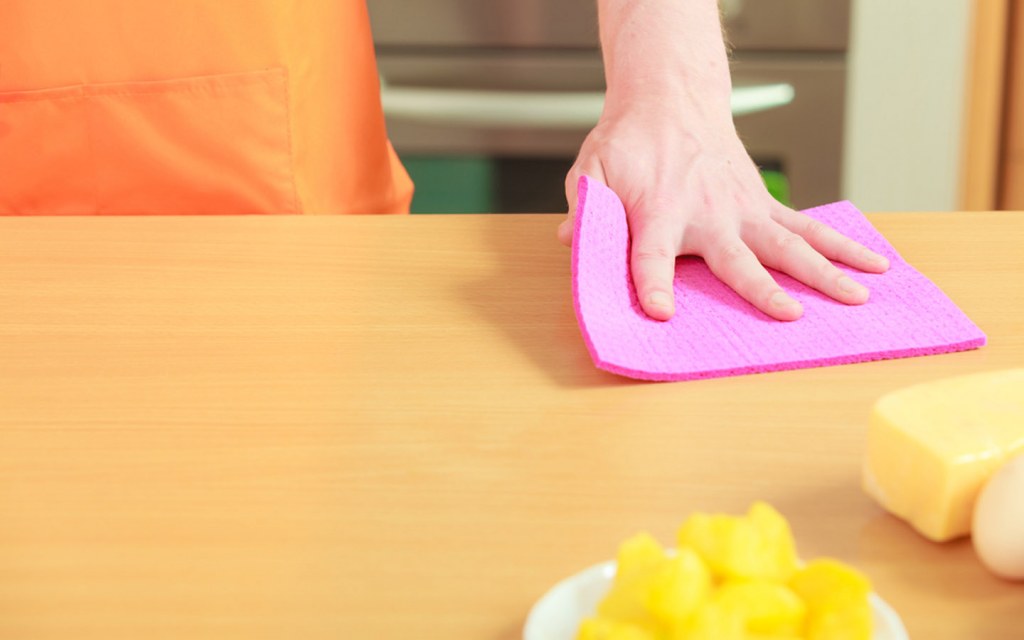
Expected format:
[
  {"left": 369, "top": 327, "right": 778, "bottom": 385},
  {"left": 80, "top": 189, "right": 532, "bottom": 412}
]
[{"left": 0, "top": 68, "right": 299, "bottom": 215}]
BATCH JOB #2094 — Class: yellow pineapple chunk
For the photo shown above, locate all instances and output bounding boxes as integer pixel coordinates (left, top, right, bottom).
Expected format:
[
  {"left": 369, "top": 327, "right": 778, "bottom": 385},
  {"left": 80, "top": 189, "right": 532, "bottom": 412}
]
[
  {"left": 669, "top": 602, "right": 745, "bottom": 640},
  {"left": 617, "top": 532, "right": 668, "bottom": 577},
  {"left": 789, "top": 560, "right": 872, "bottom": 640},
  {"left": 578, "top": 507, "right": 874, "bottom": 640},
  {"left": 577, "top": 616, "right": 657, "bottom": 640},
  {"left": 676, "top": 502, "right": 798, "bottom": 582},
  {"left": 597, "top": 533, "right": 667, "bottom": 628},
  {"left": 645, "top": 548, "right": 712, "bottom": 626},
  {"left": 714, "top": 580, "right": 806, "bottom": 635}
]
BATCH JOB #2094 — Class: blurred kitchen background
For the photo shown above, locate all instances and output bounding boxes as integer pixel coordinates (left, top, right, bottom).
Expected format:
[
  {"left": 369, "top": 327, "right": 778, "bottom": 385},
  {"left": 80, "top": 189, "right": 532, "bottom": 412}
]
[{"left": 368, "top": 0, "right": 1019, "bottom": 213}]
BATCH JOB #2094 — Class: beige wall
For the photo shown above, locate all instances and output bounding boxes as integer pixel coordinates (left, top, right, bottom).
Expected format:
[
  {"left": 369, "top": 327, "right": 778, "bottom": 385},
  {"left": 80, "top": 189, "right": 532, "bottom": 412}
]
[{"left": 843, "top": 0, "right": 973, "bottom": 211}]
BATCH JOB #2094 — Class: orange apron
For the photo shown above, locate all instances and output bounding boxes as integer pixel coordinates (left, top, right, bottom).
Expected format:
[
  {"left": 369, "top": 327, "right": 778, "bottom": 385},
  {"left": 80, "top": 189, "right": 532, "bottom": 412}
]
[{"left": 0, "top": 1, "right": 413, "bottom": 215}]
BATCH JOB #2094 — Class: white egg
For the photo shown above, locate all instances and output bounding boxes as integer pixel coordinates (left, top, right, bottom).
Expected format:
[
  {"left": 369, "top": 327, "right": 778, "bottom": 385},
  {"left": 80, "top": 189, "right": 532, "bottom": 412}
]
[{"left": 973, "top": 452, "right": 1024, "bottom": 580}]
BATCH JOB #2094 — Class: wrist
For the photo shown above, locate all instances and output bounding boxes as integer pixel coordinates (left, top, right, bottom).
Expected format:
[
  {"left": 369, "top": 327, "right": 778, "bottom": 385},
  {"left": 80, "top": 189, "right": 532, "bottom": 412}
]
[
  {"left": 597, "top": 0, "right": 735, "bottom": 133},
  {"left": 601, "top": 79, "right": 736, "bottom": 138}
]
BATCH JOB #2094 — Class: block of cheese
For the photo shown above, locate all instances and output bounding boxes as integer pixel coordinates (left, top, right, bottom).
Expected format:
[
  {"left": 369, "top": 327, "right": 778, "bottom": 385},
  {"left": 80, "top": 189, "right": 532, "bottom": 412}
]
[{"left": 863, "top": 369, "right": 1024, "bottom": 542}]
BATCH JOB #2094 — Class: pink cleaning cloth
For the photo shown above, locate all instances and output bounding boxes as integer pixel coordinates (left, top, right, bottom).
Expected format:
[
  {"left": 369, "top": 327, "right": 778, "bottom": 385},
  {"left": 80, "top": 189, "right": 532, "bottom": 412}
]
[{"left": 571, "top": 176, "right": 986, "bottom": 381}]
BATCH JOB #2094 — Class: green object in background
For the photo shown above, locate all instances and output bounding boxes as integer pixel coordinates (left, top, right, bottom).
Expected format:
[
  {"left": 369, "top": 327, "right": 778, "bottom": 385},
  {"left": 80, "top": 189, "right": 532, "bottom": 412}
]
[
  {"left": 761, "top": 169, "right": 791, "bottom": 207},
  {"left": 403, "top": 156, "right": 495, "bottom": 214}
]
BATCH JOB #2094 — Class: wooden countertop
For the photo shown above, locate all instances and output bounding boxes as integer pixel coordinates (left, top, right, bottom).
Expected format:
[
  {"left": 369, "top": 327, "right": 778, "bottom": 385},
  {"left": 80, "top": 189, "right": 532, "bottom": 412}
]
[{"left": 1, "top": 212, "right": 1021, "bottom": 639}]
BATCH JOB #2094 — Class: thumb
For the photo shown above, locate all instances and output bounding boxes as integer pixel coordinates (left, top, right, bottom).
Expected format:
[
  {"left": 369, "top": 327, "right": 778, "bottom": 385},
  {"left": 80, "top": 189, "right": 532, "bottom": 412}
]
[{"left": 559, "top": 160, "right": 607, "bottom": 247}]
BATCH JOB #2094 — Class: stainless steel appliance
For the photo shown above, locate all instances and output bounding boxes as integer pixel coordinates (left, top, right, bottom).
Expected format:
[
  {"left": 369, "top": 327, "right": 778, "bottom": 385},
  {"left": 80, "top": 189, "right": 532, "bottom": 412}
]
[{"left": 368, "top": 0, "right": 850, "bottom": 212}]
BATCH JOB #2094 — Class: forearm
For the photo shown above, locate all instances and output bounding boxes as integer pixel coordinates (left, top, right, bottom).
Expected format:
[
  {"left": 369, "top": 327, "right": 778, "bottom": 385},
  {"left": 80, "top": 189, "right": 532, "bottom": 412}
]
[{"left": 597, "top": 0, "right": 733, "bottom": 128}]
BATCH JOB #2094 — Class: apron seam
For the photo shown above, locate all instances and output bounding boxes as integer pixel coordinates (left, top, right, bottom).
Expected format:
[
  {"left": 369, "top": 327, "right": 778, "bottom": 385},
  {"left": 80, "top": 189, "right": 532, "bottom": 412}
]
[
  {"left": 85, "top": 95, "right": 101, "bottom": 214},
  {"left": 0, "top": 70, "right": 285, "bottom": 103},
  {"left": 279, "top": 67, "right": 302, "bottom": 215}
]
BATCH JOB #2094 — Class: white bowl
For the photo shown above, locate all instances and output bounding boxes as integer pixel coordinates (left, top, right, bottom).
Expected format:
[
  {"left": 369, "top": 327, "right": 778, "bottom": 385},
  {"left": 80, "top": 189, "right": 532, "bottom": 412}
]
[{"left": 524, "top": 559, "right": 909, "bottom": 640}]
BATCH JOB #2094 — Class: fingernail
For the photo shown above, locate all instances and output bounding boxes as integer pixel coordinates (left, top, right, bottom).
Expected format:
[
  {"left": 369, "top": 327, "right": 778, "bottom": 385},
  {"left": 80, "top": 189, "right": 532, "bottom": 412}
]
[
  {"left": 838, "top": 276, "right": 867, "bottom": 295},
  {"left": 866, "top": 250, "right": 889, "bottom": 266},
  {"left": 649, "top": 291, "right": 672, "bottom": 309},
  {"left": 770, "top": 291, "right": 799, "bottom": 308}
]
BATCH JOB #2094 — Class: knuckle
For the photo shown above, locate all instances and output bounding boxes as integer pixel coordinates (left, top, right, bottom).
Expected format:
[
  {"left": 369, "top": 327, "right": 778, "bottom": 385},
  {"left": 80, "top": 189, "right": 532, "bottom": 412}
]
[
  {"left": 718, "top": 243, "right": 749, "bottom": 264},
  {"left": 774, "top": 231, "right": 805, "bottom": 254},
  {"left": 741, "top": 273, "right": 773, "bottom": 301},
  {"left": 633, "top": 211, "right": 676, "bottom": 230},
  {"left": 630, "top": 210, "right": 679, "bottom": 240},
  {"left": 803, "top": 219, "right": 831, "bottom": 241},
  {"left": 633, "top": 244, "right": 675, "bottom": 262},
  {"left": 816, "top": 257, "right": 840, "bottom": 281},
  {"left": 757, "top": 284, "right": 780, "bottom": 305},
  {"left": 840, "top": 238, "right": 864, "bottom": 257},
  {"left": 769, "top": 206, "right": 793, "bottom": 224},
  {"left": 634, "top": 191, "right": 680, "bottom": 217}
]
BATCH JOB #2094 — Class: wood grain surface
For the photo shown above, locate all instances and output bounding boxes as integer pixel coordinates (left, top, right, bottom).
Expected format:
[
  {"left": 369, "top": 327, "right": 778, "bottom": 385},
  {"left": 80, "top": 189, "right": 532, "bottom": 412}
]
[{"left": 1, "top": 212, "right": 1022, "bottom": 639}]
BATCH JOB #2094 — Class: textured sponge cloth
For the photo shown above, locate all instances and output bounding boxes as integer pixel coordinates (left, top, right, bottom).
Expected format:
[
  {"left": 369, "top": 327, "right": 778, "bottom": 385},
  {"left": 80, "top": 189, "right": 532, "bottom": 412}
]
[{"left": 570, "top": 177, "right": 986, "bottom": 381}]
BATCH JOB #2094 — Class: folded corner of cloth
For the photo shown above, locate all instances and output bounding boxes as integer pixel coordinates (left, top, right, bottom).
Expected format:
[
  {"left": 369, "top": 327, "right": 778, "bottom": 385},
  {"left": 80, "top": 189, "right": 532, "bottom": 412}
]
[{"left": 570, "top": 176, "right": 986, "bottom": 382}]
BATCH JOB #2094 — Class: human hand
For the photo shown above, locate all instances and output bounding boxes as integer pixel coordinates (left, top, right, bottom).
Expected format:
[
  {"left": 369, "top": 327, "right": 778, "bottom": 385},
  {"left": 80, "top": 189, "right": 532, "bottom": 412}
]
[{"left": 558, "top": 104, "right": 890, "bottom": 322}]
